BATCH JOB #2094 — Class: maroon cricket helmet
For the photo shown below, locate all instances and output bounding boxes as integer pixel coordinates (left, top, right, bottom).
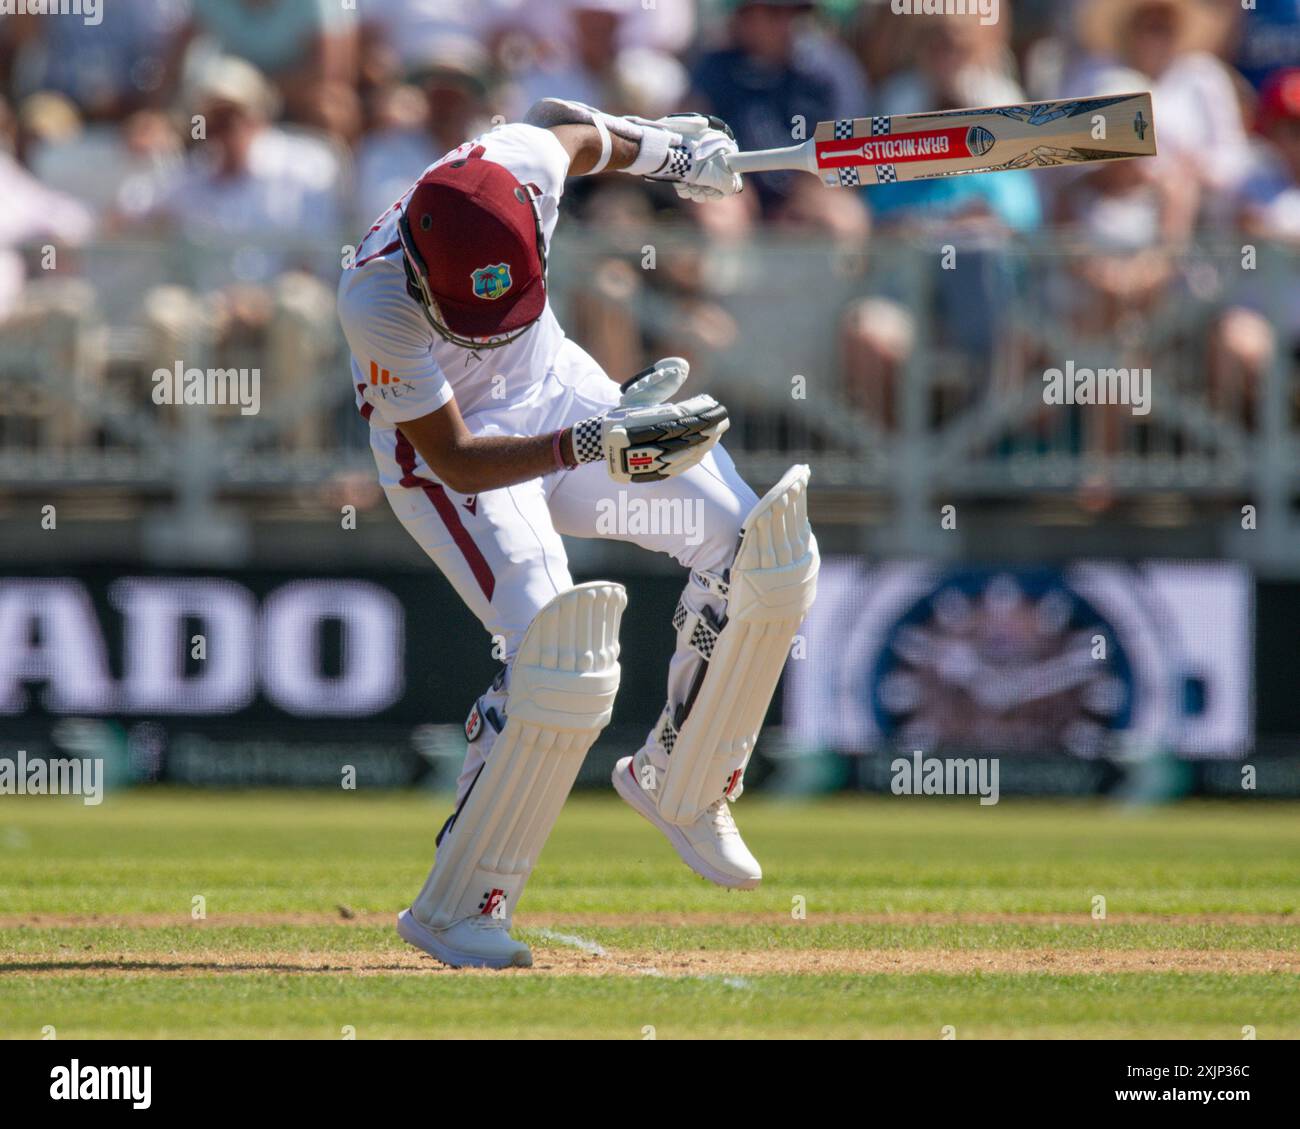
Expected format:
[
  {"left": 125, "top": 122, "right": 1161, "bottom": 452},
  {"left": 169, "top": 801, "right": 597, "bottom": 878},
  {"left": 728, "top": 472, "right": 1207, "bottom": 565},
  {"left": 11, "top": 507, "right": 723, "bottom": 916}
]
[{"left": 398, "top": 151, "right": 547, "bottom": 347}]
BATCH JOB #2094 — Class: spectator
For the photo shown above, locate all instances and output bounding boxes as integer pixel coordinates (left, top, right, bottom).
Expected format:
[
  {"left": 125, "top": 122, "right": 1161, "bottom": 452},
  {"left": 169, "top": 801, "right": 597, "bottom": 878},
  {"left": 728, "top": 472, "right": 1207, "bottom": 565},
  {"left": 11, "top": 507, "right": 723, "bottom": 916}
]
[
  {"left": 1212, "top": 67, "right": 1300, "bottom": 426},
  {"left": 620, "top": 0, "right": 698, "bottom": 56},
  {"left": 1230, "top": 0, "right": 1300, "bottom": 92},
  {"left": 840, "top": 18, "right": 1039, "bottom": 430},
  {"left": 1072, "top": 0, "right": 1252, "bottom": 211},
  {"left": 484, "top": 0, "right": 697, "bottom": 64},
  {"left": 509, "top": 0, "right": 687, "bottom": 121},
  {"left": 867, "top": 17, "right": 1038, "bottom": 233},
  {"left": 0, "top": 94, "right": 94, "bottom": 320},
  {"left": 0, "top": 91, "right": 99, "bottom": 449},
  {"left": 1238, "top": 67, "right": 1300, "bottom": 245},
  {"left": 121, "top": 57, "right": 343, "bottom": 280},
  {"left": 6, "top": 0, "right": 187, "bottom": 121},
  {"left": 876, "top": 11, "right": 1023, "bottom": 115},
  {"left": 11, "top": 90, "right": 81, "bottom": 169},
  {"left": 119, "top": 57, "right": 341, "bottom": 448},
  {"left": 355, "top": 37, "right": 493, "bottom": 226},
  {"left": 170, "top": 0, "right": 359, "bottom": 134},
  {"left": 358, "top": 0, "right": 496, "bottom": 86},
  {"left": 565, "top": 181, "right": 741, "bottom": 388},
  {"left": 1051, "top": 69, "right": 1197, "bottom": 328},
  {"left": 23, "top": 95, "right": 184, "bottom": 217},
  {"left": 691, "top": 0, "right": 870, "bottom": 222},
  {"left": 1034, "top": 62, "right": 1199, "bottom": 472}
]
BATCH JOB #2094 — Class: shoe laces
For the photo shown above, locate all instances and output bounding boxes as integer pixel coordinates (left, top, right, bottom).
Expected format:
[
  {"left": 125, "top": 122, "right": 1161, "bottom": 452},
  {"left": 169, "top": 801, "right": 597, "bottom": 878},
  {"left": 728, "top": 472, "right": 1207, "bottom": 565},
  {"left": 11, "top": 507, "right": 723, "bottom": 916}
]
[
  {"left": 708, "top": 797, "right": 740, "bottom": 837},
  {"left": 468, "top": 913, "right": 508, "bottom": 933}
]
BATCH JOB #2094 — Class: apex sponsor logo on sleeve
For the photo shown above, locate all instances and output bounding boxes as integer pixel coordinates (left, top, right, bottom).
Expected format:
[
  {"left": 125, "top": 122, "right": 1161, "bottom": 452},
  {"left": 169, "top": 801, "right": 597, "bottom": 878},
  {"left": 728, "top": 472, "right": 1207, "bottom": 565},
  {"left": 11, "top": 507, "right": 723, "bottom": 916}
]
[{"left": 50, "top": 1061, "right": 150, "bottom": 1110}]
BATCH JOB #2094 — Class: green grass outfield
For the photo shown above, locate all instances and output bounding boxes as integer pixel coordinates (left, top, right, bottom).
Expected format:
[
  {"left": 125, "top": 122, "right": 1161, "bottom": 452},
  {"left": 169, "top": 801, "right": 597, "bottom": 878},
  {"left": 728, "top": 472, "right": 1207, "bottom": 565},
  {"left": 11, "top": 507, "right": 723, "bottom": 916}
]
[{"left": 1, "top": 790, "right": 1297, "bottom": 1039}]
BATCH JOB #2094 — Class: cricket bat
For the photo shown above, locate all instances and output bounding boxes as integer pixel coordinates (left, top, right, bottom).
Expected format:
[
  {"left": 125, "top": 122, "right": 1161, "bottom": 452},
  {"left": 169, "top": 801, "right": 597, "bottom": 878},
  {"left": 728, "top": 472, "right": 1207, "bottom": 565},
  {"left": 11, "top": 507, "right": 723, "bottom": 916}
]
[{"left": 723, "top": 93, "right": 1156, "bottom": 188}]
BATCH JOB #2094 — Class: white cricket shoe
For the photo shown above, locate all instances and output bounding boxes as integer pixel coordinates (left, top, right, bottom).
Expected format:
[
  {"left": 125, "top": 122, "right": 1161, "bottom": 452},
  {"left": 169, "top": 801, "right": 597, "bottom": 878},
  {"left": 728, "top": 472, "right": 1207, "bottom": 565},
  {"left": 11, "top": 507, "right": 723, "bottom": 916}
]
[
  {"left": 613, "top": 755, "right": 761, "bottom": 890},
  {"left": 397, "top": 907, "right": 533, "bottom": 969}
]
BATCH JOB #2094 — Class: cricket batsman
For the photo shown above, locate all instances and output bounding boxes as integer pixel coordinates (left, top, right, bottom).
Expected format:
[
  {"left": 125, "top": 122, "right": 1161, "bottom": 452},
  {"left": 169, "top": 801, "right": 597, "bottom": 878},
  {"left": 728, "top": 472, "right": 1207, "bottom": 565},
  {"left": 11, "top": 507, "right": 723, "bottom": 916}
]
[{"left": 337, "top": 99, "right": 819, "bottom": 969}]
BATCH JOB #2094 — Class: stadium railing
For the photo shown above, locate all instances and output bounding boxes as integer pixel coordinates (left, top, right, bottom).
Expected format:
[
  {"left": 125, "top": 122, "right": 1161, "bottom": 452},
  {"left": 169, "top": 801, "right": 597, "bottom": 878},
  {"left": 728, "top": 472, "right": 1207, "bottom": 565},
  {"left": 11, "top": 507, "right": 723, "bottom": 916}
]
[{"left": 0, "top": 231, "right": 1295, "bottom": 564}]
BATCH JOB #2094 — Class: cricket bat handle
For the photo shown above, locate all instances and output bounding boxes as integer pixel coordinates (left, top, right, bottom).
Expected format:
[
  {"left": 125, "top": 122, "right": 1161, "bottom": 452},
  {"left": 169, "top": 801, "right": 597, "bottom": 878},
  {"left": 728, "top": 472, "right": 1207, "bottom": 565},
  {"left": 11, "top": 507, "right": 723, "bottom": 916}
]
[{"left": 724, "top": 143, "right": 817, "bottom": 176}]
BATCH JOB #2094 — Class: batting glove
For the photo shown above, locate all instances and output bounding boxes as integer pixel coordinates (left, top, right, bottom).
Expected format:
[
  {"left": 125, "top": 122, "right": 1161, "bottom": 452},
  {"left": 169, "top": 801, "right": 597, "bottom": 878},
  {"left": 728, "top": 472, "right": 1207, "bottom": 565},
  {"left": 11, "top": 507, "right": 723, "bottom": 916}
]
[
  {"left": 568, "top": 358, "right": 730, "bottom": 483},
  {"left": 634, "top": 113, "right": 744, "bottom": 201}
]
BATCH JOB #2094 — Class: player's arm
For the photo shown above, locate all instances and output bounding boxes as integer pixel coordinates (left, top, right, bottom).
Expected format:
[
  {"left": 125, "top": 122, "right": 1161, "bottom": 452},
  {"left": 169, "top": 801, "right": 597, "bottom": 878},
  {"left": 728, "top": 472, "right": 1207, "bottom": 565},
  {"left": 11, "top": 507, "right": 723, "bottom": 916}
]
[
  {"left": 399, "top": 398, "right": 574, "bottom": 495},
  {"left": 340, "top": 270, "right": 579, "bottom": 494},
  {"left": 543, "top": 123, "right": 641, "bottom": 177},
  {"left": 523, "top": 99, "right": 743, "bottom": 200},
  {"left": 400, "top": 359, "right": 730, "bottom": 494}
]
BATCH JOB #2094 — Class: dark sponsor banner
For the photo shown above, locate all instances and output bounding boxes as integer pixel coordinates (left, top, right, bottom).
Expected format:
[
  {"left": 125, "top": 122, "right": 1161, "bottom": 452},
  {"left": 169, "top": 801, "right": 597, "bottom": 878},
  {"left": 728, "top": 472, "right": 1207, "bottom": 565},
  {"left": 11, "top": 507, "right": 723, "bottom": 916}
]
[
  {"left": 2, "top": 562, "right": 1289, "bottom": 793},
  {"left": 0, "top": 569, "right": 441, "bottom": 786},
  {"left": 2, "top": 574, "right": 426, "bottom": 722},
  {"left": 786, "top": 560, "right": 1253, "bottom": 761},
  {"left": 0, "top": 567, "right": 683, "bottom": 787}
]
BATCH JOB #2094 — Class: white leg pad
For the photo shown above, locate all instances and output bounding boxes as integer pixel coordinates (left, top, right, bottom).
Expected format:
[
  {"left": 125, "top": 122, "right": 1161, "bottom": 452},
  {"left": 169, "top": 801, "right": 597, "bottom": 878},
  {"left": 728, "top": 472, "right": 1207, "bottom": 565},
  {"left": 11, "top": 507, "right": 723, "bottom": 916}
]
[
  {"left": 411, "top": 582, "right": 626, "bottom": 928},
  {"left": 656, "top": 465, "right": 818, "bottom": 825}
]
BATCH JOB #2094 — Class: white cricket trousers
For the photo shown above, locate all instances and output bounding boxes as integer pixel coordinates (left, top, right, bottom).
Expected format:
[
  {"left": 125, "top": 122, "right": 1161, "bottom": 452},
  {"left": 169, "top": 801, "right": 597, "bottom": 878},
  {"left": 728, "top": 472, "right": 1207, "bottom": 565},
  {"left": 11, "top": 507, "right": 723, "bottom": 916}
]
[{"left": 378, "top": 339, "right": 759, "bottom": 803}]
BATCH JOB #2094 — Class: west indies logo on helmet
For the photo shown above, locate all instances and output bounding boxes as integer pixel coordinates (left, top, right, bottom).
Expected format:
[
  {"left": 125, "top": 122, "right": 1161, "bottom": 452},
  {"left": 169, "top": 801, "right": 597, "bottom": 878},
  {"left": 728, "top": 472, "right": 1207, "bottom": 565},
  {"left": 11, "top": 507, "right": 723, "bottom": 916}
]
[{"left": 397, "top": 149, "right": 547, "bottom": 350}]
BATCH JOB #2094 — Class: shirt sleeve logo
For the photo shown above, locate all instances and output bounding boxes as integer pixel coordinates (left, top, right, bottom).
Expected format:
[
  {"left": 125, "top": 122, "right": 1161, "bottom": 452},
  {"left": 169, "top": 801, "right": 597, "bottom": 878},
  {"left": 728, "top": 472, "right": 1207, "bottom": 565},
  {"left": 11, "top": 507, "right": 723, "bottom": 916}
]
[
  {"left": 366, "top": 360, "right": 413, "bottom": 400},
  {"left": 471, "top": 263, "right": 513, "bottom": 300}
]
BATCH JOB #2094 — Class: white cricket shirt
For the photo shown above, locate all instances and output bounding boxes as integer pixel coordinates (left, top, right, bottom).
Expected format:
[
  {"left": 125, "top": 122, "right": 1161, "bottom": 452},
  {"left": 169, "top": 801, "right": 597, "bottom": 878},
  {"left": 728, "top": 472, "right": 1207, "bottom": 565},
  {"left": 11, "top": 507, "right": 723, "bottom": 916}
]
[{"left": 337, "top": 123, "right": 572, "bottom": 488}]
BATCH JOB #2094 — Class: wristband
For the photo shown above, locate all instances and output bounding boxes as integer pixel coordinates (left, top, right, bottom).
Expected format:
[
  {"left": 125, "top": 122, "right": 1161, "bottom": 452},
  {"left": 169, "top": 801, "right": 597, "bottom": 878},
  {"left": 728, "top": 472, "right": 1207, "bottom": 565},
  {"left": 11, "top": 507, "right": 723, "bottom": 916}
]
[
  {"left": 624, "top": 126, "right": 674, "bottom": 177},
  {"left": 588, "top": 114, "right": 613, "bottom": 175},
  {"left": 552, "top": 428, "right": 577, "bottom": 471},
  {"left": 541, "top": 100, "right": 679, "bottom": 179}
]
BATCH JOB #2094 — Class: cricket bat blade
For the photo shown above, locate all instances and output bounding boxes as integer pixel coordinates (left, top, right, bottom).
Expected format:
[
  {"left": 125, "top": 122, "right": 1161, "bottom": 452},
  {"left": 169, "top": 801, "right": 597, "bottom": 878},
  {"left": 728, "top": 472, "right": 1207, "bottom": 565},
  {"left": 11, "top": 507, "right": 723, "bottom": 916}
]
[{"left": 723, "top": 92, "right": 1156, "bottom": 188}]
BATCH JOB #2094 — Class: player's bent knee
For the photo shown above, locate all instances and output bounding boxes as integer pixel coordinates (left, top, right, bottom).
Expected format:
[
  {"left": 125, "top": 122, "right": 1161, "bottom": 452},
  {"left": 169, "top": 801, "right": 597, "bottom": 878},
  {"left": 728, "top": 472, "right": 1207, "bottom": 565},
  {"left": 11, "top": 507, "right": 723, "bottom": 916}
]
[
  {"left": 657, "top": 465, "right": 818, "bottom": 824},
  {"left": 680, "top": 477, "right": 760, "bottom": 574},
  {"left": 412, "top": 582, "right": 626, "bottom": 929},
  {"left": 506, "top": 583, "right": 626, "bottom": 735}
]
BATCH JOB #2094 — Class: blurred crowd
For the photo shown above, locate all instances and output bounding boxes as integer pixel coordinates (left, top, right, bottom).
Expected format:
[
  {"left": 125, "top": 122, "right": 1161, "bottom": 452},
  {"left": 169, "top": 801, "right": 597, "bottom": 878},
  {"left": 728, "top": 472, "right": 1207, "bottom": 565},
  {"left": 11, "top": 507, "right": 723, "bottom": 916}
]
[{"left": 0, "top": 0, "right": 1297, "bottom": 459}]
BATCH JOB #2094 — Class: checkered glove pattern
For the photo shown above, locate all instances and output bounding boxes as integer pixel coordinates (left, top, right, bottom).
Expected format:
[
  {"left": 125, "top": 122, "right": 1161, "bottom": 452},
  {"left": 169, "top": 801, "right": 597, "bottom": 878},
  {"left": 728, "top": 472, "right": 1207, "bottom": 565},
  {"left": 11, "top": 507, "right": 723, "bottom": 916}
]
[
  {"left": 563, "top": 359, "right": 729, "bottom": 483},
  {"left": 641, "top": 112, "right": 743, "bottom": 201},
  {"left": 568, "top": 398, "right": 730, "bottom": 484},
  {"left": 665, "top": 146, "right": 693, "bottom": 180},
  {"left": 571, "top": 416, "right": 604, "bottom": 465}
]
